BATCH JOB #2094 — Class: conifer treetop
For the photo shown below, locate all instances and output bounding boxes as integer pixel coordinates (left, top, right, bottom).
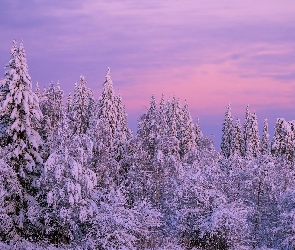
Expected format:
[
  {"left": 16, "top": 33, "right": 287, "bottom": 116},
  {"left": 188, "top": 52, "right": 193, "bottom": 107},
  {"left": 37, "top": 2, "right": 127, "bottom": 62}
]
[{"left": 105, "top": 67, "right": 112, "bottom": 85}]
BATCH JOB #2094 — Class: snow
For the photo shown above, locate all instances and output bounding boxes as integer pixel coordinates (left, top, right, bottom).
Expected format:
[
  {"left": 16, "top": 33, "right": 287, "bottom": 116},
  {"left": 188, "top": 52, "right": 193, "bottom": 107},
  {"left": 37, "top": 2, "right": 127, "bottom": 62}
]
[{"left": 0, "top": 41, "right": 295, "bottom": 249}]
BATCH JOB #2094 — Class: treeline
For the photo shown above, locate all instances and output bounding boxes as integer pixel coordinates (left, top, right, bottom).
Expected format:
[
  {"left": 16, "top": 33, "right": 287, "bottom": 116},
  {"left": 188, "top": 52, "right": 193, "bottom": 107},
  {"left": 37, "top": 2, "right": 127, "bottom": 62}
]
[
  {"left": 221, "top": 103, "right": 295, "bottom": 161},
  {"left": 0, "top": 41, "right": 295, "bottom": 250}
]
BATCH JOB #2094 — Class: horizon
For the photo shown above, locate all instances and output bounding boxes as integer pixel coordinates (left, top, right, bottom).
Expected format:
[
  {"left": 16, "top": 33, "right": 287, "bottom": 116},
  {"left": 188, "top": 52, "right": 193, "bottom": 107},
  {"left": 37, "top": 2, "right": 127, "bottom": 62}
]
[{"left": 1, "top": 0, "right": 295, "bottom": 148}]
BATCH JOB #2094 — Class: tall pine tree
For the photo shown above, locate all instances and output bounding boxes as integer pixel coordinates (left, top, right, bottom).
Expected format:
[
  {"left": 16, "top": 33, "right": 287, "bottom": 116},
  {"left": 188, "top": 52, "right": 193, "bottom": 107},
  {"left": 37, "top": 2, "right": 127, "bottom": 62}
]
[
  {"left": 70, "top": 75, "right": 94, "bottom": 135},
  {"left": 0, "top": 40, "right": 43, "bottom": 195},
  {"left": 261, "top": 118, "right": 270, "bottom": 155},
  {"left": 231, "top": 118, "right": 244, "bottom": 157},
  {"left": 221, "top": 104, "right": 234, "bottom": 158}
]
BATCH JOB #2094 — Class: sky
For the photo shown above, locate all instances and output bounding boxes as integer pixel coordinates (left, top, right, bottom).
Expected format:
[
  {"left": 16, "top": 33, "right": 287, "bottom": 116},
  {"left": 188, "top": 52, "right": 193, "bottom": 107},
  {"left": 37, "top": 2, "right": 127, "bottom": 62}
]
[{"left": 0, "top": 0, "right": 295, "bottom": 148}]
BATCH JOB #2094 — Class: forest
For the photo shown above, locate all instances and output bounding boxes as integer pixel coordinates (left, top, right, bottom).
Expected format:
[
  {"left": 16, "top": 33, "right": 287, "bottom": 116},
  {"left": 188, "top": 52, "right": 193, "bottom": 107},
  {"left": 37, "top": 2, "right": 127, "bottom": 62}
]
[{"left": 1, "top": 41, "right": 295, "bottom": 250}]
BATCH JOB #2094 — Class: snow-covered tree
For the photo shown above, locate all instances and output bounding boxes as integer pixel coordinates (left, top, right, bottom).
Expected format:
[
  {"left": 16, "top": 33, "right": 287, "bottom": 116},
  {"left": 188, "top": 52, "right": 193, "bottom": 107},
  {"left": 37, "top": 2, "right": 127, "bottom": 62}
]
[
  {"left": 179, "top": 100, "right": 196, "bottom": 158},
  {"left": 70, "top": 76, "right": 94, "bottom": 135},
  {"left": 221, "top": 104, "right": 234, "bottom": 158},
  {"left": 246, "top": 112, "right": 260, "bottom": 158},
  {"left": 271, "top": 118, "right": 295, "bottom": 161},
  {"left": 231, "top": 118, "right": 243, "bottom": 157},
  {"left": 96, "top": 68, "right": 118, "bottom": 136},
  {"left": 0, "top": 40, "right": 43, "bottom": 195},
  {"left": 243, "top": 104, "right": 251, "bottom": 156},
  {"left": 261, "top": 118, "right": 270, "bottom": 155},
  {"left": 34, "top": 82, "right": 41, "bottom": 99},
  {"left": 65, "top": 92, "right": 72, "bottom": 115},
  {"left": 195, "top": 118, "right": 203, "bottom": 147},
  {"left": 115, "top": 93, "right": 132, "bottom": 140},
  {"left": 158, "top": 93, "right": 168, "bottom": 137},
  {"left": 92, "top": 68, "right": 131, "bottom": 166},
  {"left": 111, "top": 94, "right": 130, "bottom": 162},
  {"left": 136, "top": 94, "right": 160, "bottom": 160},
  {"left": 38, "top": 81, "right": 64, "bottom": 159},
  {"left": 39, "top": 81, "right": 64, "bottom": 133},
  {"left": 165, "top": 97, "right": 181, "bottom": 159},
  {"left": 170, "top": 97, "right": 183, "bottom": 141}
]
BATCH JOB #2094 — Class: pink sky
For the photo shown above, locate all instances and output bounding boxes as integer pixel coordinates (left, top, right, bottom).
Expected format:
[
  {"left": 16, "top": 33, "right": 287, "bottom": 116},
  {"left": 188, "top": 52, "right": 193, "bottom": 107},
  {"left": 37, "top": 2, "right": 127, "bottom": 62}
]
[{"left": 0, "top": 0, "right": 295, "bottom": 146}]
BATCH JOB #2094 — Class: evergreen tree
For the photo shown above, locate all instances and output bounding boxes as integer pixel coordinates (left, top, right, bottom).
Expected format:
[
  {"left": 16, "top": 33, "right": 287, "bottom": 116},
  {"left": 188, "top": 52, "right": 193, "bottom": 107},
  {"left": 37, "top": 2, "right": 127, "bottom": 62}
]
[
  {"left": 165, "top": 97, "right": 181, "bottom": 159},
  {"left": 261, "top": 118, "right": 270, "bottom": 155},
  {"left": 195, "top": 118, "right": 203, "bottom": 146},
  {"left": 97, "top": 68, "right": 118, "bottom": 136},
  {"left": 246, "top": 112, "right": 260, "bottom": 158},
  {"left": 0, "top": 40, "right": 43, "bottom": 195},
  {"left": 111, "top": 93, "right": 132, "bottom": 163},
  {"left": 243, "top": 105, "right": 251, "bottom": 157},
  {"left": 70, "top": 76, "right": 93, "bottom": 135},
  {"left": 94, "top": 68, "right": 131, "bottom": 164},
  {"left": 34, "top": 82, "right": 41, "bottom": 99},
  {"left": 231, "top": 118, "right": 244, "bottom": 157},
  {"left": 0, "top": 41, "right": 19, "bottom": 147},
  {"left": 136, "top": 94, "right": 160, "bottom": 159},
  {"left": 179, "top": 100, "right": 196, "bottom": 158},
  {"left": 221, "top": 104, "right": 234, "bottom": 158},
  {"left": 65, "top": 92, "right": 72, "bottom": 115},
  {"left": 271, "top": 118, "right": 295, "bottom": 161},
  {"left": 0, "top": 41, "right": 44, "bottom": 243},
  {"left": 115, "top": 93, "right": 132, "bottom": 141},
  {"left": 39, "top": 81, "right": 64, "bottom": 141},
  {"left": 158, "top": 93, "right": 168, "bottom": 137}
]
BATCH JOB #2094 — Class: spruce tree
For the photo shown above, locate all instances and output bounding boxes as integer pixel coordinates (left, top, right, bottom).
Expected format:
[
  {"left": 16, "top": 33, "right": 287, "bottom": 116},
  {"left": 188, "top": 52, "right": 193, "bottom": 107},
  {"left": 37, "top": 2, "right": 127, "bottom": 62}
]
[
  {"left": 232, "top": 118, "right": 244, "bottom": 156},
  {"left": 0, "top": 40, "right": 43, "bottom": 195},
  {"left": 261, "top": 118, "right": 270, "bottom": 155},
  {"left": 221, "top": 104, "right": 234, "bottom": 158},
  {"left": 39, "top": 81, "right": 64, "bottom": 139},
  {"left": 111, "top": 93, "right": 132, "bottom": 162},
  {"left": 94, "top": 68, "right": 131, "bottom": 164},
  {"left": 165, "top": 97, "right": 181, "bottom": 159},
  {"left": 243, "top": 105, "right": 251, "bottom": 156},
  {"left": 158, "top": 93, "right": 168, "bottom": 137},
  {"left": 65, "top": 92, "right": 72, "bottom": 115},
  {"left": 0, "top": 41, "right": 43, "bottom": 243},
  {"left": 195, "top": 118, "right": 203, "bottom": 146},
  {"left": 97, "top": 68, "right": 118, "bottom": 136},
  {"left": 179, "top": 100, "right": 196, "bottom": 157},
  {"left": 115, "top": 93, "right": 131, "bottom": 141},
  {"left": 271, "top": 118, "right": 294, "bottom": 161},
  {"left": 247, "top": 112, "right": 260, "bottom": 158},
  {"left": 136, "top": 94, "right": 159, "bottom": 159},
  {"left": 34, "top": 82, "right": 41, "bottom": 99},
  {"left": 70, "top": 75, "right": 93, "bottom": 135}
]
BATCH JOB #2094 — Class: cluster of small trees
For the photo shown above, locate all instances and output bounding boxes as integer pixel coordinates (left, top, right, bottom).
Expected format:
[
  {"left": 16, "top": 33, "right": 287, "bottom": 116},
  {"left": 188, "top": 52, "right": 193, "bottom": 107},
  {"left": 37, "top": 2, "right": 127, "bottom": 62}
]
[
  {"left": 221, "top": 104, "right": 267, "bottom": 159},
  {"left": 0, "top": 41, "right": 295, "bottom": 249},
  {"left": 219, "top": 105, "right": 295, "bottom": 249}
]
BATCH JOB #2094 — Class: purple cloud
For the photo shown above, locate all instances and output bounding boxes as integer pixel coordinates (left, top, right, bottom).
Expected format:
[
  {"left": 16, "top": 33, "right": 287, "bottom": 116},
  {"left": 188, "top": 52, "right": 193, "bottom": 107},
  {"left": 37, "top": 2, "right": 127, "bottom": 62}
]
[{"left": 1, "top": 0, "right": 295, "bottom": 146}]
